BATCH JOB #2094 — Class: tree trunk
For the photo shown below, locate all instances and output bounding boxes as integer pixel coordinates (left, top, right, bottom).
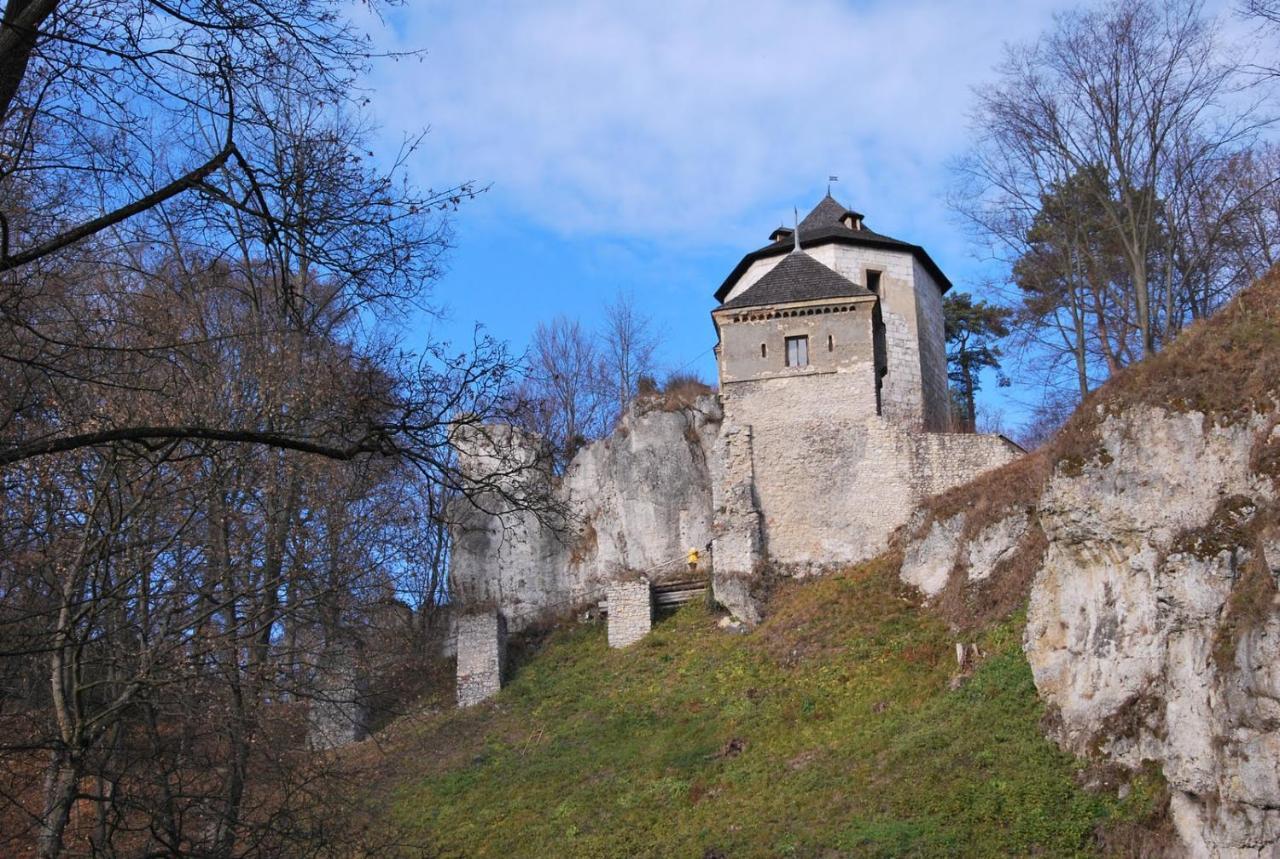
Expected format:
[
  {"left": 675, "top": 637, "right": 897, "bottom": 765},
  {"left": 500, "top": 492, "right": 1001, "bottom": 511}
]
[
  {"left": 1133, "top": 258, "right": 1154, "bottom": 357},
  {"left": 964, "top": 372, "right": 977, "bottom": 434},
  {"left": 37, "top": 746, "right": 78, "bottom": 859}
]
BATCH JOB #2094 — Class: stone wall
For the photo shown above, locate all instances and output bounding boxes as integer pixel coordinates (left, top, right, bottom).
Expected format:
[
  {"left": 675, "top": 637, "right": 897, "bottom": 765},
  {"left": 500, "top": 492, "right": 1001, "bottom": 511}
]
[
  {"left": 829, "top": 244, "right": 929, "bottom": 430},
  {"left": 912, "top": 259, "right": 950, "bottom": 432},
  {"left": 716, "top": 298, "right": 877, "bottom": 387},
  {"left": 606, "top": 580, "right": 652, "bottom": 648},
  {"left": 306, "top": 649, "right": 368, "bottom": 750},
  {"left": 456, "top": 610, "right": 507, "bottom": 707},
  {"left": 718, "top": 371, "right": 1020, "bottom": 575}
]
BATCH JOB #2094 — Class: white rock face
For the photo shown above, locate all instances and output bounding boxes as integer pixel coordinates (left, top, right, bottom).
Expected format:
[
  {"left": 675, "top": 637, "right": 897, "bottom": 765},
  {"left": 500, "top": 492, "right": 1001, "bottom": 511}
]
[
  {"left": 896, "top": 508, "right": 1031, "bottom": 597},
  {"left": 900, "top": 513, "right": 965, "bottom": 597},
  {"left": 966, "top": 511, "right": 1029, "bottom": 583},
  {"left": 1024, "top": 406, "right": 1280, "bottom": 858},
  {"left": 450, "top": 397, "right": 721, "bottom": 632}
]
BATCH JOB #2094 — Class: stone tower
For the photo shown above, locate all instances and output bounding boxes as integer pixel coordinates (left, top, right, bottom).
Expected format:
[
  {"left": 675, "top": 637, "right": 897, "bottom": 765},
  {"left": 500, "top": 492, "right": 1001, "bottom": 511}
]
[
  {"left": 709, "top": 195, "right": 1018, "bottom": 589},
  {"left": 712, "top": 193, "right": 950, "bottom": 431}
]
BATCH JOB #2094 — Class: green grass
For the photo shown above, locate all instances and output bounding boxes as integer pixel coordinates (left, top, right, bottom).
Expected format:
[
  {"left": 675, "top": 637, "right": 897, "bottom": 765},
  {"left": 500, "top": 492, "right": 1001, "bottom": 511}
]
[{"left": 378, "top": 562, "right": 1158, "bottom": 858}]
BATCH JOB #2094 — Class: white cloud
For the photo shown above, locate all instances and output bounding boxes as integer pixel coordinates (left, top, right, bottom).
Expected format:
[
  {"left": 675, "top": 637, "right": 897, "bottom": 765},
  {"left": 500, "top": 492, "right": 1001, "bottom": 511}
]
[{"left": 361, "top": 0, "right": 1233, "bottom": 246}]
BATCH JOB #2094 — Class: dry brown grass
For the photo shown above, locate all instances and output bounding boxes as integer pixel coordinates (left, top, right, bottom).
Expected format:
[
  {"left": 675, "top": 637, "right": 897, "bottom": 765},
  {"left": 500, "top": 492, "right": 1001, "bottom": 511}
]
[
  {"left": 1085, "top": 268, "right": 1280, "bottom": 426},
  {"left": 933, "top": 522, "right": 1050, "bottom": 632},
  {"left": 1211, "top": 517, "right": 1280, "bottom": 671},
  {"left": 633, "top": 374, "right": 714, "bottom": 415}
]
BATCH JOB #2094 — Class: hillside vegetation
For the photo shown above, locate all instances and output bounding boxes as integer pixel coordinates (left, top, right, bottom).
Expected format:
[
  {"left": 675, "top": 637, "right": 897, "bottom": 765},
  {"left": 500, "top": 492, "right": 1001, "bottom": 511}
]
[
  {"left": 362, "top": 272, "right": 1280, "bottom": 858},
  {"left": 366, "top": 560, "right": 1162, "bottom": 857}
]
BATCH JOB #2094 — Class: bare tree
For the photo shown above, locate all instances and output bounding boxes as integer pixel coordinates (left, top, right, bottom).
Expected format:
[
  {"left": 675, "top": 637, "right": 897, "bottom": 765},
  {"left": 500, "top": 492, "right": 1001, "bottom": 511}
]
[
  {"left": 0, "top": 0, "right": 487, "bottom": 471},
  {"left": 0, "top": 9, "right": 552, "bottom": 854},
  {"left": 515, "top": 316, "right": 610, "bottom": 468},
  {"left": 601, "top": 290, "right": 660, "bottom": 423},
  {"left": 956, "top": 0, "right": 1268, "bottom": 369}
]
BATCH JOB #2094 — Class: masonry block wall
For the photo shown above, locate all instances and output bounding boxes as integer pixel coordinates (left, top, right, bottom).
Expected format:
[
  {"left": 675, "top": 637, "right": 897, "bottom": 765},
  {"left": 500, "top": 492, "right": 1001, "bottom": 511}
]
[
  {"left": 716, "top": 387, "right": 1021, "bottom": 576},
  {"left": 912, "top": 259, "right": 951, "bottom": 431},
  {"left": 825, "top": 243, "right": 929, "bottom": 430},
  {"left": 606, "top": 580, "right": 653, "bottom": 648},
  {"left": 306, "top": 649, "right": 368, "bottom": 750},
  {"left": 456, "top": 610, "right": 507, "bottom": 707}
]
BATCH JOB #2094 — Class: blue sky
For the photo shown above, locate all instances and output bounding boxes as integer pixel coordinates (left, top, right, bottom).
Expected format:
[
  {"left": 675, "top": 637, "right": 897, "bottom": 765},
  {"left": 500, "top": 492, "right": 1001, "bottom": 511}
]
[{"left": 354, "top": 0, "right": 1245, "bottom": 432}]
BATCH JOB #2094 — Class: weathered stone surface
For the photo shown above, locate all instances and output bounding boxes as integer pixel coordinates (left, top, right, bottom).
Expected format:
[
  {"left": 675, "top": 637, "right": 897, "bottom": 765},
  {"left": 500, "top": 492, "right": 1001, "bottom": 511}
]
[
  {"left": 606, "top": 580, "right": 652, "bottom": 648},
  {"left": 900, "top": 513, "right": 965, "bottom": 598},
  {"left": 1023, "top": 406, "right": 1280, "bottom": 857},
  {"left": 966, "top": 511, "right": 1029, "bottom": 583},
  {"left": 718, "top": 382, "right": 1020, "bottom": 577},
  {"left": 307, "top": 648, "right": 368, "bottom": 750},
  {"left": 450, "top": 397, "right": 722, "bottom": 633},
  {"left": 456, "top": 610, "right": 507, "bottom": 708},
  {"left": 711, "top": 423, "right": 764, "bottom": 583},
  {"left": 712, "top": 572, "right": 765, "bottom": 626}
]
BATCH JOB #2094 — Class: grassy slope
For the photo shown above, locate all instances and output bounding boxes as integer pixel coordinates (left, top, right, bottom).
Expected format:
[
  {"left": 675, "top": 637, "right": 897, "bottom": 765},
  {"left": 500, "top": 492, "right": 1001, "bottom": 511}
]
[{"left": 375, "top": 561, "right": 1160, "bottom": 858}]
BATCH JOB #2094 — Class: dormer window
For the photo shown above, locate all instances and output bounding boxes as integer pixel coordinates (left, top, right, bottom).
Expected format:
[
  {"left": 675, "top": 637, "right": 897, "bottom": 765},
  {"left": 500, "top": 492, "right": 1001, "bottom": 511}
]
[
  {"left": 841, "top": 211, "right": 865, "bottom": 231},
  {"left": 785, "top": 335, "right": 809, "bottom": 368}
]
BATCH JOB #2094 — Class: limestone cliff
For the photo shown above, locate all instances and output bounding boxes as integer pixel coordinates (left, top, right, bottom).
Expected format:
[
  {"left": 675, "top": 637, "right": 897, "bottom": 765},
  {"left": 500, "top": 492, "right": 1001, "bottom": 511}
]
[
  {"left": 450, "top": 395, "right": 721, "bottom": 631},
  {"left": 894, "top": 276, "right": 1280, "bottom": 857}
]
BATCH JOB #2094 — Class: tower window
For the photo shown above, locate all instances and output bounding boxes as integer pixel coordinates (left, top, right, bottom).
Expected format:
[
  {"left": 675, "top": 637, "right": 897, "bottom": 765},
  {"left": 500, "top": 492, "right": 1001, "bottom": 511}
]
[
  {"left": 761, "top": 342, "right": 767, "bottom": 359},
  {"left": 785, "top": 335, "right": 809, "bottom": 367},
  {"left": 866, "top": 269, "right": 882, "bottom": 293},
  {"left": 827, "top": 334, "right": 834, "bottom": 352}
]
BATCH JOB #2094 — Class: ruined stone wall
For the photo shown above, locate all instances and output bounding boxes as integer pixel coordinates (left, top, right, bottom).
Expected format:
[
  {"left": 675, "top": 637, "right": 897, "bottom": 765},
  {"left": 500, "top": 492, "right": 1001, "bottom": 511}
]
[
  {"left": 449, "top": 397, "right": 721, "bottom": 633},
  {"left": 907, "top": 431, "right": 1024, "bottom": 497},
  {"left": 606, "top": 580, "right": 652, "bottom": 648},
  {"left": 306, "top": 649, "right": 368, "bottom": 750},
  {"left": 455, "top": 610, "right": 507, "bottom": 707}
]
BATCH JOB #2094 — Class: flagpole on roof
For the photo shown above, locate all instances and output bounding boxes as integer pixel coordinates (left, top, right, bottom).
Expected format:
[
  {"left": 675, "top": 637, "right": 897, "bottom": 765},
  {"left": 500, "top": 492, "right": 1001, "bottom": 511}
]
[{"left": 793, "top": 207, "right": 800, "bottom": 253}]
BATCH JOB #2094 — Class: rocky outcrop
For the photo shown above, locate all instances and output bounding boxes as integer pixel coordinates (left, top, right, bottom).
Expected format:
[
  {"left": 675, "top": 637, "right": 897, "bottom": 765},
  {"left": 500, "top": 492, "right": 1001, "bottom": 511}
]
[
  {"left": 1025, "top": 407, "right": 1280, "bottom": 858},
  {"left": 896, "top": 402, "right": 1280, "bottom": 857},
  {"left": 450, "top": 396, "right": 721, "bottom": 632}
]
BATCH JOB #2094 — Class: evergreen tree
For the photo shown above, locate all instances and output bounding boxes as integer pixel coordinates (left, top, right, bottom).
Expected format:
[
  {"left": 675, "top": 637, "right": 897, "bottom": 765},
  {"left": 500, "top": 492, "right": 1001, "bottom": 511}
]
[{"left": 945, "top": 294, "right": 1012, "bottom": 432}]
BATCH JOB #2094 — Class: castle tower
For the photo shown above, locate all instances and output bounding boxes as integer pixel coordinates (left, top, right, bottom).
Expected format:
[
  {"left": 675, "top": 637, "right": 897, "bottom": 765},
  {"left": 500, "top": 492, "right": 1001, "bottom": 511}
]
[
  {"left": 707, "top": 194, "right": 1017, "bottom": 589},
  {"left": 712, "top": 194, "right": 951, "bottom": 431}
]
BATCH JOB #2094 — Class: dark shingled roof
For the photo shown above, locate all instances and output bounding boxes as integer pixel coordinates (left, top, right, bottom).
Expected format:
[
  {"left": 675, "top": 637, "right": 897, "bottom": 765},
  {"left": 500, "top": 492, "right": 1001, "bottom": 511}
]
[
  {"left": 797, "top": 194, "right": 863, "bottom": 231},
  {"left": 721, "top": 250, "right": 873, "bottom": 310},
  {"left": 714, "top": 194, "right": 952, "bottom": 302}
]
